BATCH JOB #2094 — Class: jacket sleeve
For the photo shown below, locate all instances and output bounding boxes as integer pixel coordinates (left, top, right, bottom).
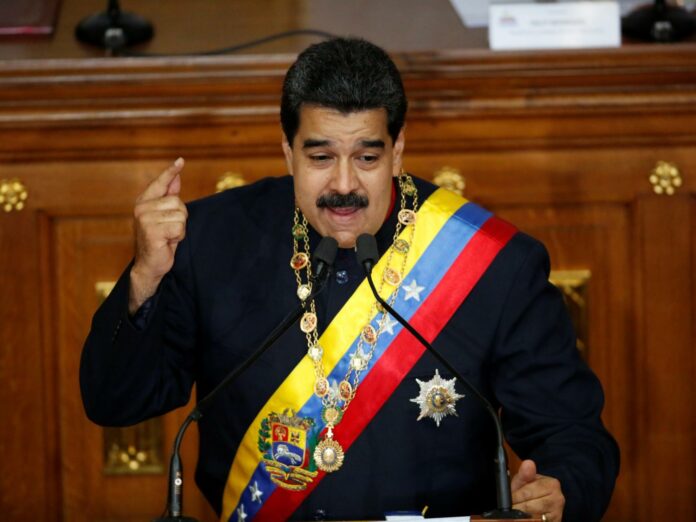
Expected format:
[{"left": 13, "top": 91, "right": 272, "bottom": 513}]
[
  {"left": 491, "top": 238, "right": 620, "bottom": 522},
  {"left": 79, "top": 232, "right": 198, "bottom": 427}
]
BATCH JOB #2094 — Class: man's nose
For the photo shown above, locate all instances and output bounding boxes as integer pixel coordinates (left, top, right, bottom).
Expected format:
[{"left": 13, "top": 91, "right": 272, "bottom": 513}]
[{"left": 331, "top": 159, "right": 360, "bottom": 194}]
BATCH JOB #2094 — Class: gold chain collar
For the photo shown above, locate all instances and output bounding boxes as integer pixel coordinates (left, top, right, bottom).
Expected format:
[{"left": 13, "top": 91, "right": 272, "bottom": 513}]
[{"left": 290, "top": 172, "right": 419, "bottom": 473}]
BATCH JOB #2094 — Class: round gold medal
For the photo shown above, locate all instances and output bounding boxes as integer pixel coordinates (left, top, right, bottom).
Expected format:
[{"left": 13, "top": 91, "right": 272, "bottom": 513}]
[
  {"left": 398, "top": 209, "right": 417, "bottom": 226},
  {"left": 292, "top": 224, "right": 308, "bottom": 239},
  {"left": 339, "top": 380, "right": 353, "bottom": 401},
  {"left": 322, "top": 406, "right": 341, "bottom": 424},
  {"left": 314, "top": 438, "right": 344, "bottom": 473},
  {"left": 290, "top": 252, "right": 309, "bottom": 270},
  {"left": 361, "top": 324, "right": 377, "bottom": 344},
  {"left": 383, "top": 267, "right": 402, "bottom": 286},
  {"left": 393, "top": 239, "right": 410, "bottom": 254},
  {"left": 300, "top": 312, "right": 317, "bottom": 333},
  {"left": 314, "top": 377, "right": 329, "bottom": 398}
]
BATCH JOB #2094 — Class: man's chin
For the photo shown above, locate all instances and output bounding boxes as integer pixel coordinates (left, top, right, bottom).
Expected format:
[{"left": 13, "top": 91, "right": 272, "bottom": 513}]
[{"left": 333, "top": 231, "right": 358, "bottom": 249}]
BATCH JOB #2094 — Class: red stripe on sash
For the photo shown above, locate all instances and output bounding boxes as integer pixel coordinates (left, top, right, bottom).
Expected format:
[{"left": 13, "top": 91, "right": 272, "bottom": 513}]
[{"left": 255, "top": 217, "right": 516, "bottom": 520}]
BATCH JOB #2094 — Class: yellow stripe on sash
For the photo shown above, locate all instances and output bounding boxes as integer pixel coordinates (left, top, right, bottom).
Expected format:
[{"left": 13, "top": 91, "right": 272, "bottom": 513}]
[{"left": 220, "top": 188, "right": 466, "bottom": 520}]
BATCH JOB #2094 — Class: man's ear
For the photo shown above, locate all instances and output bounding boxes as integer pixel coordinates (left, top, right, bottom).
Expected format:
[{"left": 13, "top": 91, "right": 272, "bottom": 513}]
[
  {"left": 392, "top": 129, "right": 405, "bottom": 177},
  {"left": 282, "top": 136, "right": 294, "bottom": 176}
]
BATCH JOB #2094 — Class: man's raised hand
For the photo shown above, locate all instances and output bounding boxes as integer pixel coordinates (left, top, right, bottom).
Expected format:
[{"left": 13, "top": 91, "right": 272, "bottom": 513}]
[{"left": 128, "top": 158, "right": 188, "bottom": 314}]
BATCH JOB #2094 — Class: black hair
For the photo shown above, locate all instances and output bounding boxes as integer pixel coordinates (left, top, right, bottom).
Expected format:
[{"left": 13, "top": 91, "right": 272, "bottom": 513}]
[{"left": 281, "top": 37, "right": 407, "bottom": 146}]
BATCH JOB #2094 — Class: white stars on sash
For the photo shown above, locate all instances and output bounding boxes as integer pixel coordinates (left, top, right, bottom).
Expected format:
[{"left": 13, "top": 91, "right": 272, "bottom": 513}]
[
  {"left": 381, "top": 315, "right": 399, "bottom": 336},
  {"left": 403, "top": 279, "right": 425, "bottom": 302},
  {"left": 249, "top": 480, "right": 263, "bottom": 502},
  {"left": 237, "top": 503, "right": 248, "bottom": 522}
]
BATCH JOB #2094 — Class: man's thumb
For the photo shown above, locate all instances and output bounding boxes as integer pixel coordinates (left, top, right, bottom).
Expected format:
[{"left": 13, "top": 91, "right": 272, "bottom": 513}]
[
  {"left": 166, "top": 173, "right": 181, "bottom": 196},
  {"left": 510, "top": 459, "right": 537, "bottom": 492}
]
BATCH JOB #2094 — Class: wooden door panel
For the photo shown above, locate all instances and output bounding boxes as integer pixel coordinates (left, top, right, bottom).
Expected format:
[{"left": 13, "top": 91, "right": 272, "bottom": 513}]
[
  {"left": 492, "top": 204, "right": 634, "bottom": 520},
  {"left": 53, "top": 216, "right": 216, "bottom": 522},
  {"left": 0, "top": 209, "right": 51, "bottom": 520},
  {"left": 633, "top": 196, "right": 695, "bottom": 520}
]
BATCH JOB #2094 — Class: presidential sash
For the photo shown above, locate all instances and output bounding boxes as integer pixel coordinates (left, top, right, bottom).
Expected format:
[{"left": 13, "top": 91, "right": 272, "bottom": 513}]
[{"left": 221, "top": 188, "right": 517, "bottom": 521}]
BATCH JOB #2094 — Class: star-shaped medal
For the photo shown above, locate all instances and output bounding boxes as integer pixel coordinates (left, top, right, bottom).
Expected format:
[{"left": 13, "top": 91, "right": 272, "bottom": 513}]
[
  {"left": 410, "top": 369, "right": 465, "bottom": 427},
  {"left": 403, "top": 279, "right": 425, "bottom": 301}
]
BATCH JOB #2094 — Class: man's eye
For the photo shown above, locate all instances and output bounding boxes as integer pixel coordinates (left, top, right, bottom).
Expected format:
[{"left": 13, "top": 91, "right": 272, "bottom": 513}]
[
  {"left": 310, "top": 154, "right": 331, "bottom": 162},
  {"left": 358, "top": 155, "right": 379, "bottom": 163}
]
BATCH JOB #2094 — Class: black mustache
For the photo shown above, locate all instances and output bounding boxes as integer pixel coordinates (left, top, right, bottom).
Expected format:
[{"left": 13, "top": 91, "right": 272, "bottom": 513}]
[{"left": 316, "top": 192, "right": 369, "bottom": 209}]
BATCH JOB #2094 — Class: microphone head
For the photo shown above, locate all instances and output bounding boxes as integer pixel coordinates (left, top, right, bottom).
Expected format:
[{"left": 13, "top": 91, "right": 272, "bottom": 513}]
[
  {"left": 356, "top": 233, "right": 379, "bottom": 268},
  {"left": 313, "top": 236, "right": 338, "bottom": 270}
]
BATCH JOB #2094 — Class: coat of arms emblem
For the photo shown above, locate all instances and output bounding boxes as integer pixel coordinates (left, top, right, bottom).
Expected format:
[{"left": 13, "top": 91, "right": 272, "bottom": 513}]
[{"left": 258, "top": 409, "right": 319, "bottom": 490}]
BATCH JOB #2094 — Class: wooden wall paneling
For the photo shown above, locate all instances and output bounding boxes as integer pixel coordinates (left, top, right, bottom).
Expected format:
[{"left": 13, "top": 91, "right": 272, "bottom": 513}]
[
  {"left": 634, "top": 195, "right": 695, "bottom": 519},
  {"left": 491, "top": 204, "right": 635, "bottom": 521},
  {"left": 53, "top": 215, "right": 216, "bottom": 521},
  {"left": 0, "top": 205, "right": 49, "bottom": 519}
]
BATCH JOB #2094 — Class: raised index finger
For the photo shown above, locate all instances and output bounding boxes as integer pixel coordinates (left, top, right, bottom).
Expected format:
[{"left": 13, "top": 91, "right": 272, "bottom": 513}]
[{"left": 138, "top": 157, "right": 185, "bottom": 203}]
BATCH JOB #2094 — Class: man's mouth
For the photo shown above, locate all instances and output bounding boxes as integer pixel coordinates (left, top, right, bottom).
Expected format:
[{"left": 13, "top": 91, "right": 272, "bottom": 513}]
[{"left": 327, "top": 206, "right": 360, "bottom": 216}]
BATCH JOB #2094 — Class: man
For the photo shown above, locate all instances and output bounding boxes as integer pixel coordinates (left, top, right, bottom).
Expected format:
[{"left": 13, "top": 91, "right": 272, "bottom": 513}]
[{"left": 81, "top": 38, "right": 619, "bottom": 521}]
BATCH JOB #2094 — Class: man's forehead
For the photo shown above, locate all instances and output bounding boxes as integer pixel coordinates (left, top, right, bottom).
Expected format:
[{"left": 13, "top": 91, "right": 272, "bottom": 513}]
[{"left": 294, "top": 106, "right": 389, "bottom": 145}]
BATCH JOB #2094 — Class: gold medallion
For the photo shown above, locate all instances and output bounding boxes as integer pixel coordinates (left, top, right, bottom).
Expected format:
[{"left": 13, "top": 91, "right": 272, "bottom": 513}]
[
  {"left": 398, "top": 209, "right": 417, "bottom": 226},
  {"left": 313, "top": 437, "right": 345, "bottom": 473},
  {"left": 361, "top": 324, "right": 377, "bottom": 344},
  {"left": 314, "top": 377, "right": 329, "bottom": 398},
  {"left": 402, "top": 178, "right": 417, "bottom": 196},
  {"left": 292, "top": 224, "right": 308, "bottom": 239},
  {"left": 307, "top": 343, "right": 323, "bottom": 362},
  {"left": 297, "top": 283, "right": 312, "bottom": 301},
  {"left": 339, "top": 380, "right": 353, "bottom": 401},
  {"left": 383, "top": 267, "right": 402, "bottom": 286},
  {"left": 393, "top": 238, "right": 410, "bottom": 254},
  {"left": 290, "top": 252, "right": 309, "bottom": 270},
  {"left": 300, "top": 312, "right": 317, "bottom": 333},
  {"left": 322, "top": 406, "right": 342, "bottom": 424}
]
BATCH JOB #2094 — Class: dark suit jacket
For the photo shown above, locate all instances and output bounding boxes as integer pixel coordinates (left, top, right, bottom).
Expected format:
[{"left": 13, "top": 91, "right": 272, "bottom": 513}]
[{"left": 80, "top": 175, "right": 619, "bottom": 521}]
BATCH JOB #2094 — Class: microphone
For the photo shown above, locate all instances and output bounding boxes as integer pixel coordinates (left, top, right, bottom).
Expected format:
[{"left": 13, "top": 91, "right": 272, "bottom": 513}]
[
  {"left": 75, "top": 0, "right": 154, "bottom": 51},
  {"left": 355, "top": 233, "right": 528, "bottom": 519},
  {"left": 154, "top": 237, "right": 338, "bottom": 521},
  {"left": 312, "top": 236, "right": 339, "bottom": 283}
]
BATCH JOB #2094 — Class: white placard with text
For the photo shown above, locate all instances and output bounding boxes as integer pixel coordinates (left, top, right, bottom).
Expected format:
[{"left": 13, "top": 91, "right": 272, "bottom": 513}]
[{"left": 488, "top": 1, "right": 621, "bottom": 50}]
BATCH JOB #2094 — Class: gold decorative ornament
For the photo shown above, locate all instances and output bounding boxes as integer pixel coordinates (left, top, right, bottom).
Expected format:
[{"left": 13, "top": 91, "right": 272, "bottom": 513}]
[
  {"left": 297, "top": 283, "right": 312, "bottom": 301},
  {"left": 433, "top": 167, "right": 466, "bottom": 196},
  {"left": 383, "top": 267, "right": 403, "bottom": 286},
  {"left": 410, "top": 369, "right": 465, "bottom": 427},
  {"left": 649, "top": 161, "right": 682, "bottom": 195},
  {"left": 549, "top": 270, "right": 590, "bottom": 358},
  {"left": 398, "top": 209, "right": 417, "bottom": 226},
  {"left": 0, "top": 178, "right": 28, "bottom": 213},
  {"left": 95, "top": 281, "right": 116, "bottom": 302},
  {"left": 215, "top": 172, "right": 246, "bottom": 193},
  {"left": 313, "top": 436, "right": 345, "bottom": 473},
  {"left": 300, "top": 312, "right": 318, "bottom": 333}
]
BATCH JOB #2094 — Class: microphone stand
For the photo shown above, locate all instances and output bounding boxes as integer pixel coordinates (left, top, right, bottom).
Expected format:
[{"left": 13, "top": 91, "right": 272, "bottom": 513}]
[
  {"left": 154, "top": 239, "right": 337, "bottom": 521},
  {"left": 356, "top": 234, "right": 528, "bottom": 519}
]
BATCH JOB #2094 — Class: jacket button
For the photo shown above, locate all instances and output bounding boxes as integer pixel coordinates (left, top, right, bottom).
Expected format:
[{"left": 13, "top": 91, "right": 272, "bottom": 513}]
[{"left": 313, "top": 509, "right": 326, "bottom": 520}]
